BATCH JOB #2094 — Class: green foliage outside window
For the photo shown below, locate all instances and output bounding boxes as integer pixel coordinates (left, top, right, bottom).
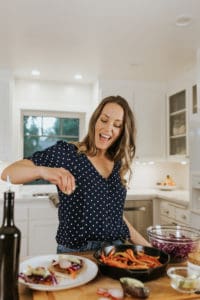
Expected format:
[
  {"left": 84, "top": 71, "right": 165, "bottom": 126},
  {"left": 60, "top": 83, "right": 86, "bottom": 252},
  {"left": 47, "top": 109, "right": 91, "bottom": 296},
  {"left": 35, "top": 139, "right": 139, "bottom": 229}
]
[{"left": 23, "top": 115, "right": 79, "bottom": 184}]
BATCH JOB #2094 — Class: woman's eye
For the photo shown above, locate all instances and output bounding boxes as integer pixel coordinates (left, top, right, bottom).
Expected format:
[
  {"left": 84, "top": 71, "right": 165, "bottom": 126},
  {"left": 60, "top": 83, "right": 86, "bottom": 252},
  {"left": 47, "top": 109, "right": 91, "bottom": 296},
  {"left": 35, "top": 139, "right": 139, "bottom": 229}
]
[
  {"left": 114, "top": 123, "right": 122, "bottom": 128},
  {"left": 101, "top": 118, "right": 107, "bottom": 123}
]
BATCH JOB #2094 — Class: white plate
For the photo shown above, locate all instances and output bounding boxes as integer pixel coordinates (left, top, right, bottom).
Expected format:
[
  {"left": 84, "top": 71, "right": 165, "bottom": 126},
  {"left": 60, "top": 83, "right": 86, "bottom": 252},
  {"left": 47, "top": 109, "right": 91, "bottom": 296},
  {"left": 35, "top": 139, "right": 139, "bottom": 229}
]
[
  {"left": 157, "top": 185, "right": 176, "bottom": 191},
  {"left": 19, "top": 254, "right": 98, "bottom": 291}
]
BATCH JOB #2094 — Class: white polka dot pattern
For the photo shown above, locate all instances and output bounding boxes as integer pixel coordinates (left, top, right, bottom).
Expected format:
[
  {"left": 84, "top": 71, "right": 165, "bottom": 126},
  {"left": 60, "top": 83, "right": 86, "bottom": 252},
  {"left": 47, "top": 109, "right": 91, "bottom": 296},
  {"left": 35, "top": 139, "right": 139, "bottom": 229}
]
[{"left": 29, "top": 141, "right": 130, "bottom": 248}]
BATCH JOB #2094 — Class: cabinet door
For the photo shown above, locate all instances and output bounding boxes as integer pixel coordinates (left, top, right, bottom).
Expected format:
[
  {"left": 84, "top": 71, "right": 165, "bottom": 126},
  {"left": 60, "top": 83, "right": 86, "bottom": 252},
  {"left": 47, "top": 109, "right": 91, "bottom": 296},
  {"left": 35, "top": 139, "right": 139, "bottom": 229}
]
[
  {"left": 190, "top": 211, "right": 200, "bottom": 229},
  {"left": 0, "top": 71, "right": 12, "bottom": 161},
  {"left": 133, "top": 88, "right": 166, "bottom": 160},
  {"left": 29, "top": 202, "right": 58, "bottom": 255},
  {"left": 0, "top": 205, "right": 28, "bottom": 257},
  {"left": 100, "top": 81, "right": 166, "bottom": 160},
  {"left": 175, "top": 207, "right": 190, "bottom": 225},
  {"left": 168, "top": 90, "right": 188, "bottom": 158},
  {"left": 29, "top": 219, "right": 58, "bottom": 255}
]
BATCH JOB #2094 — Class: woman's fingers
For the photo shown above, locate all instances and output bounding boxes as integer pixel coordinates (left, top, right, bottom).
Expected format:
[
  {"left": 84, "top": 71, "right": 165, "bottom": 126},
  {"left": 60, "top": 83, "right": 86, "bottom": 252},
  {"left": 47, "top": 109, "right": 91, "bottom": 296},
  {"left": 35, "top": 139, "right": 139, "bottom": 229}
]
[
  {"left": 39, "top": 167, "right": 76, "bottom": 194},
  {"left": 60, "top": 168, "right": 76, "bottom": 194}
]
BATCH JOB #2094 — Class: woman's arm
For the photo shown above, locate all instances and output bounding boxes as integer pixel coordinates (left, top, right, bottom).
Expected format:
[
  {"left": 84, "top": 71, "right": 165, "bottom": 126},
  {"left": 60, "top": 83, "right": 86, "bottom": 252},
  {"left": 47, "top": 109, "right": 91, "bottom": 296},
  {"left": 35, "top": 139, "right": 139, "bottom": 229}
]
[
  {"left": 123, "top": 215, "right": 151, "bottom": 247},
  {"left": 1, "top": 159, "right": 75, "bottom": 194}
]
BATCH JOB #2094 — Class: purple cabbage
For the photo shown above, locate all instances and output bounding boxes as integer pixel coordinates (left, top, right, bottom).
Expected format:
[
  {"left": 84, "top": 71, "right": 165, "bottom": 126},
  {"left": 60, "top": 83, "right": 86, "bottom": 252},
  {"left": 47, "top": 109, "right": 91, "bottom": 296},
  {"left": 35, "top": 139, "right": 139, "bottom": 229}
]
[{"left": 151, "top": 234, "right": 197, "bottom": 263}]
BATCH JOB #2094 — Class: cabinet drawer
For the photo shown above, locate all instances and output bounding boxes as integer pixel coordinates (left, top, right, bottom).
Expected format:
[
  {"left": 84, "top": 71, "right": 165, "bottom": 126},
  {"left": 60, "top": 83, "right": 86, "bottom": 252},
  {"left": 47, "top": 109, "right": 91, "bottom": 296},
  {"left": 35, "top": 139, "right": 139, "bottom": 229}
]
[
  {"left": 192, "top": 175, "right": 200, "bottom": 189},
  {"left": 175, "top": 208, "right": 190, "bottom": 225},
  {"left": 160, "top": 202, "right": 175, "bottom": 219},
  {"left": 160, "top": 215, "right": 177, "bottom": 225},
  {"left": 190, "top": 211, "right": 200, "bottom": 229},
  {"left": 29, "top": 204, "right": 58, "bottom": 220}
]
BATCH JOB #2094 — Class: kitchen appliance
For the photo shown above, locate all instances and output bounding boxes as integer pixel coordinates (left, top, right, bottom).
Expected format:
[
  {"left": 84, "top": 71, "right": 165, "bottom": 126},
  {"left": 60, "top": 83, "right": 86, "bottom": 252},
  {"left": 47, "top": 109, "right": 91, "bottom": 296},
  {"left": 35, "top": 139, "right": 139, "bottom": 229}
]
[{"left": 124, "top": 200, "right": 153, "bottom": 239}]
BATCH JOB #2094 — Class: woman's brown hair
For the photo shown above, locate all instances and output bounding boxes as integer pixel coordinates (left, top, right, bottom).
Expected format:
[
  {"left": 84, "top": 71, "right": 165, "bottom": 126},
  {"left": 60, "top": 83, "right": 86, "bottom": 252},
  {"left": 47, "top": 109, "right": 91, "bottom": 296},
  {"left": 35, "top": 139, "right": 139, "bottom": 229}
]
[{"left": 76, "top": 95, "right": 136, "bottom": 186}]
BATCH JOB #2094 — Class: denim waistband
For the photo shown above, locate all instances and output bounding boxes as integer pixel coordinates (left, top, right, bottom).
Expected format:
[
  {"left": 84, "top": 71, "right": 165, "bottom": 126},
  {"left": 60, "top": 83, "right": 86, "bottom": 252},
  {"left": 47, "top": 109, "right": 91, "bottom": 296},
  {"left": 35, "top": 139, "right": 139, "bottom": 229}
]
[{"left": 57, "top": 239, "right": 124, "bottom": 254}]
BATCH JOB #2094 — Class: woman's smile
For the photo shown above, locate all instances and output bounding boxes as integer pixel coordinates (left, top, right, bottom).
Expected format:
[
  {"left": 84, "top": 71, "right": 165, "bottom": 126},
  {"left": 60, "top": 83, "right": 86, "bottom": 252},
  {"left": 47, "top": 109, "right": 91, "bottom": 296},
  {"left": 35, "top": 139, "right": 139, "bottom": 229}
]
[{"left": 95, "top": 102, "right": 124, "bottom": 151}]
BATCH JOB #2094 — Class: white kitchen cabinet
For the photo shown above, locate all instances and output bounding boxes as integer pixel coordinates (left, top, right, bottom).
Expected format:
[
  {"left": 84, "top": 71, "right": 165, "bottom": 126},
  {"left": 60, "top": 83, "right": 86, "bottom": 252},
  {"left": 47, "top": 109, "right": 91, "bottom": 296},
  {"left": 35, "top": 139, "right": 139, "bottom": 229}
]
[
  {"left": 190, "top": 173, "right": 200, "bottom": 209},
  {"left": 190, "top": 211, "right": 200, "bottom": 229},
  {"left": 0, "top": 70, "right": 13, "bottom": 161},
  {"left": 1, "top": 196, "right": 59, "bottom": 256},
  {"left": 167, "top": 90, "right": 189, "bottom": 159},
  {"left": 99, "top": 80, "right": 166, "bottom": 160},
  {"left": 159, "top": 199, "right": 190, "bottom": 226},
  {"left": 133, "top": 87, "right": 166, "bottom": 160},
  {"left": 28, "top": 200, "right": 58, "bottom": 255},
  {"left": 0, "top": 205, "right": 28, "bottom": 257}
]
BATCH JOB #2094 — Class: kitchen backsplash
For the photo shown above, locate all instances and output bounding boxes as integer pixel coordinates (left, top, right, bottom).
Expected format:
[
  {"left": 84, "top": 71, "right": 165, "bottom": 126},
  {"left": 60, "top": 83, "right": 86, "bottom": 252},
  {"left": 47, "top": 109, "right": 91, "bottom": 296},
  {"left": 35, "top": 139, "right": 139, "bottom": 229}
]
[
  {"left": 129, "top": 161, "right": 189, "bottom": 190},
  {"left": 0, "top": 160, "right": 189, "bottom": 196}
]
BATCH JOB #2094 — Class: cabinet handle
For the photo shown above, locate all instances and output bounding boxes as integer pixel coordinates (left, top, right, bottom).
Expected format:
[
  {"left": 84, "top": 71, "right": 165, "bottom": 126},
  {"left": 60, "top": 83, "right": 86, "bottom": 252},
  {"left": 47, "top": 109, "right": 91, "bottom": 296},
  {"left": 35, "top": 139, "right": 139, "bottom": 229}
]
[{"left": 124, "top": 206, "right": 146, "bottom": 212}]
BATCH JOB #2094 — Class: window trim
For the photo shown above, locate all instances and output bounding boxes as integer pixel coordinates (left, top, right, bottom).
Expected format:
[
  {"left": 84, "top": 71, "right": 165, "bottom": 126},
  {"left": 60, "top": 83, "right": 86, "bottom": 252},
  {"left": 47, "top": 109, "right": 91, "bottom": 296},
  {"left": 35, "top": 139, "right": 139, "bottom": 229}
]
[{"left": 20, "top": 109, "right": 86, "bottom": 157}]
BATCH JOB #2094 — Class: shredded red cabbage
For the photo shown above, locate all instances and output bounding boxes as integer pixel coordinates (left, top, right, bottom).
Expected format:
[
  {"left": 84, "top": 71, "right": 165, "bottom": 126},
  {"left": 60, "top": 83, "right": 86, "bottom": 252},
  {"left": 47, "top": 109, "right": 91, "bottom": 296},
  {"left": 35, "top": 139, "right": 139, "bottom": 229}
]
[
  {"left": 19, "top": 271, "right": 58, "bottom": 285},
  {"left": 150, "top": 234, "right": 197, "bottom": 263}
]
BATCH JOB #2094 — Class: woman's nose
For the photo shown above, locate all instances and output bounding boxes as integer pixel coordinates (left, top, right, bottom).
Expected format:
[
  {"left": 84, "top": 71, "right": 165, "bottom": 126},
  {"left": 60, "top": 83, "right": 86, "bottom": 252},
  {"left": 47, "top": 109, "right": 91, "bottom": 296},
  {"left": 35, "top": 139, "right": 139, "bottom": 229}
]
[{"left": 104, "top": 122, "right": 113, "bottom": 131}]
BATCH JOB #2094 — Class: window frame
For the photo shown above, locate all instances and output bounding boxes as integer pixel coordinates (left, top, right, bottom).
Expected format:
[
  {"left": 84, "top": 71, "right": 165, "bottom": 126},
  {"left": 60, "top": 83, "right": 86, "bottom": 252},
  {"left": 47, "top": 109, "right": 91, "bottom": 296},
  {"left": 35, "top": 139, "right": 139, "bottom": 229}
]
[{"left": 21, "top": 109, "right": 86, "bottom": 158}]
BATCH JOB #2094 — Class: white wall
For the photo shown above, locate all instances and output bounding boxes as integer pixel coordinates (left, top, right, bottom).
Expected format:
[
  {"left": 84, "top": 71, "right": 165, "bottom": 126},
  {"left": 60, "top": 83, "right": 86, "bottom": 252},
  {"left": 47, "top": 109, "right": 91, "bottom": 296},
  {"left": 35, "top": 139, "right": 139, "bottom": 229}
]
[
  {"left": 12, "top": 79, "right": 94, "bottom": 160},
  {"left": 130, "top": 161, "right": 189, "bottom": 190}
]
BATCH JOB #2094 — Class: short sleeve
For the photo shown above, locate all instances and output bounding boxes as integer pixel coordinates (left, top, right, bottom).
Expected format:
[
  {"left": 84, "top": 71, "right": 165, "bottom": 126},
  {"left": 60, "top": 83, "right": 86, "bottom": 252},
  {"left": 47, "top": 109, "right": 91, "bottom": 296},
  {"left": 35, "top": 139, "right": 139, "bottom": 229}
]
[{"left": 27, "top": 140, "right": 73, "bottom": 168}]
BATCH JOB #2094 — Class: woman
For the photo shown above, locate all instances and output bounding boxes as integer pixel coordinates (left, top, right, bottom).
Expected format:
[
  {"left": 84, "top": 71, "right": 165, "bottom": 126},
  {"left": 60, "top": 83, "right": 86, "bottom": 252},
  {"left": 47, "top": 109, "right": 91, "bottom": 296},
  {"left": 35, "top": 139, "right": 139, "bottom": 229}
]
[{"left": 1, "top": 95, "right": 150, "bottom": 252}]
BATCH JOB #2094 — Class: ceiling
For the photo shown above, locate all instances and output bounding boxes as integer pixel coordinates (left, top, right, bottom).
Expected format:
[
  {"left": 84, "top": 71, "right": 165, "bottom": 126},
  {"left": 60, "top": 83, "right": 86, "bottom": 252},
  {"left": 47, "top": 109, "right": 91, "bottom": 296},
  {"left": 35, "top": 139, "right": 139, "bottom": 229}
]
[{"left": 1, "top": 0, "right": 200, "bottom": 84}]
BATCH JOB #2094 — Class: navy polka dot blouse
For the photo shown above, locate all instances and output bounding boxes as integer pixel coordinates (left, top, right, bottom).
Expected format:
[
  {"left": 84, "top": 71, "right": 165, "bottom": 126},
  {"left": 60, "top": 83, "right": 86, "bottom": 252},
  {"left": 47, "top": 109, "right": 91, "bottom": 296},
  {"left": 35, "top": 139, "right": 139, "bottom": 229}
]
[{"left": 29, "top": 141, "right": 130, "bottom": 248}]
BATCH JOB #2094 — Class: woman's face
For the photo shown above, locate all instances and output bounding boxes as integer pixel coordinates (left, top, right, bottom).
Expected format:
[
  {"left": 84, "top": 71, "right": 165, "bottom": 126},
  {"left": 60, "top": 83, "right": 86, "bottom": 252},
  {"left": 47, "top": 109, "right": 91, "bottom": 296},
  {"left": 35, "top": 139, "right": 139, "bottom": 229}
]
[{"left": 95, "top": 102, "right": 124, "bottom": 152}]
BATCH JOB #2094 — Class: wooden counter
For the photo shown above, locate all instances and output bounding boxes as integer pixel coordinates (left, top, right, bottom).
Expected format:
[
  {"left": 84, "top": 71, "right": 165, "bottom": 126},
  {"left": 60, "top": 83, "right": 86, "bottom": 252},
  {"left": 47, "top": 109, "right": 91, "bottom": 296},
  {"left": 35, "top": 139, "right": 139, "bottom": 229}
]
[{"left": 19, "top": 252, "right": 200, "bottom": 300}]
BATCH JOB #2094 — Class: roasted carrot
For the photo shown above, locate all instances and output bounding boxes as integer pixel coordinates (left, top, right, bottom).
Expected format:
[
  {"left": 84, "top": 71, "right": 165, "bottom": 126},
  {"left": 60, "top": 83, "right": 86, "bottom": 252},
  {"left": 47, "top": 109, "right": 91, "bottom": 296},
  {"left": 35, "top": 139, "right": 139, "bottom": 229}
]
[{"left": 99, "top": 248, "right": 162, "bottom": 270}]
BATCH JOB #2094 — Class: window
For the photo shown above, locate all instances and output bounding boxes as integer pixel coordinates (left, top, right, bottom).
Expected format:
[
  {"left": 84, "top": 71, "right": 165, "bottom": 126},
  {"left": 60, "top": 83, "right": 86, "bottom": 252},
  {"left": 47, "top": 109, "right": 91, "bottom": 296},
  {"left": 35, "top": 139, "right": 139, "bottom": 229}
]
[{"left": 22, "top": 110, "right": 85, "bottom": 184}]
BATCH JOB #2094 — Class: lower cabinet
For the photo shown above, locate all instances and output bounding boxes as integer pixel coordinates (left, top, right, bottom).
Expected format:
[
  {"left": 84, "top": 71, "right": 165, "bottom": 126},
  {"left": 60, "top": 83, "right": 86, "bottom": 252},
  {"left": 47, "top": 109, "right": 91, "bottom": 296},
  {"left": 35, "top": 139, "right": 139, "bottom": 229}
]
[
  {"left": 190, "top": 211, "right": 200, "bottom": 229},
  {"left": 159, "top": 199, "right": 190, "bottom": 226},
  {"left": 0, "top": 198, "right": 59, "bottom": 256},
  {"left": 28, "top": 200, "right": 59, "bottom": 255},
  {"left": 29, "top": 219, "right": 58, "bottom": 255},
  {"left": 0, "top": 205, "right": 29, "bottom": 258}
]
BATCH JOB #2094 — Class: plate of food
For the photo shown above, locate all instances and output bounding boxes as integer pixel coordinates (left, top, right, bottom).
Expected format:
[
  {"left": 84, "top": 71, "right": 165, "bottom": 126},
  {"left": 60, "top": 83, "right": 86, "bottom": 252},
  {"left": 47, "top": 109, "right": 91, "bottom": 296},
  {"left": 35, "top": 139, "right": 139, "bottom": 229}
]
[
  {"left": 157, "top": 185, "right": 177, "bottom": 191},
  {"left": 19, "top": 254, "right": 98, "bottom": 291},
  {"left": 156, "top": 175, "right": 176, "bottom": 191}
]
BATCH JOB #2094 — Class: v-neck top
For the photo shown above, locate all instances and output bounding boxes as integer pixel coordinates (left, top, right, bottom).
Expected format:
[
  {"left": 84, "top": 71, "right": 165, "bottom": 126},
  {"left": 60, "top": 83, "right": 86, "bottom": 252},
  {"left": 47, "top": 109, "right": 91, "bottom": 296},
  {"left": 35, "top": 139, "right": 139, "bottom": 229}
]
[{"left": 29, "top": 140, "right": 130, "bottom": 248}]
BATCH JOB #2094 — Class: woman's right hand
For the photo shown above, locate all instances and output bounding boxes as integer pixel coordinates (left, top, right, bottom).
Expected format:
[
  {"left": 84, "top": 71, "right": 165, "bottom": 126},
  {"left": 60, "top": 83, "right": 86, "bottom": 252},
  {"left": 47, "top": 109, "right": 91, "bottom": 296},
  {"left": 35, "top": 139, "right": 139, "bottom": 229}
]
[
  {"left": 1, "top": 159, "right": 76, "bottom": 195},
  {"left": 39, "top": 166, "right": 76, "bottom": 195}
]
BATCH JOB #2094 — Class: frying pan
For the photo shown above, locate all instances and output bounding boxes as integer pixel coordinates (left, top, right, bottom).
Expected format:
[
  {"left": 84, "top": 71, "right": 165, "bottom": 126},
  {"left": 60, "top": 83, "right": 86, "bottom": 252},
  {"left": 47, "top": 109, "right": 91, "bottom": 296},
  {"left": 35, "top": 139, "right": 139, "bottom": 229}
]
[{"left": 94, "top": 243, "right": 170, "bottom": 282}]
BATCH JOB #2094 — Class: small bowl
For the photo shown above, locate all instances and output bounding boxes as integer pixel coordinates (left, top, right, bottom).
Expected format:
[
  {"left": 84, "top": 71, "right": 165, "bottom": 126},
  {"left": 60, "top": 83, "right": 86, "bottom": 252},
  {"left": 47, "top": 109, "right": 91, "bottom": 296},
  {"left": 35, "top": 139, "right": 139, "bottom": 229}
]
[
  {"left": 167, "top": 267, "right": 200, "bottom": 293},
  {"left": 147, "top": 225, "right": 200, "bottom": 263},
  {"left": 188, "top": 261, "right": 200, "bottom": 277}
]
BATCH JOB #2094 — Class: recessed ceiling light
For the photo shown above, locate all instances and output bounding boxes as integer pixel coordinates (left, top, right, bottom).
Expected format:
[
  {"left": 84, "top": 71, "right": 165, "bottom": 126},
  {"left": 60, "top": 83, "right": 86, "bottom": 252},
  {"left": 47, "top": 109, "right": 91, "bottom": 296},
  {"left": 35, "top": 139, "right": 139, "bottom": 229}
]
[
  {"left": 74, "top": 74, "right": 82, "bottom": 80},
  {"left": 31, "top": 69, "right": 40, "bottom": 76},
  {"left": 176, "top": 15, "right": 192, "bottom": 27}
]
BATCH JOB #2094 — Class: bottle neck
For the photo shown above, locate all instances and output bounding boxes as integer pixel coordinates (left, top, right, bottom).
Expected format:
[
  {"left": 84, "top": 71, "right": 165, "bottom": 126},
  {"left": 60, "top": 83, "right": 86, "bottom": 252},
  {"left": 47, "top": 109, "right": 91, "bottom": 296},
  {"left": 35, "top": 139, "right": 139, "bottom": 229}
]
[{"left": 2, "top": 191, "right": 15, "bottom": 226}]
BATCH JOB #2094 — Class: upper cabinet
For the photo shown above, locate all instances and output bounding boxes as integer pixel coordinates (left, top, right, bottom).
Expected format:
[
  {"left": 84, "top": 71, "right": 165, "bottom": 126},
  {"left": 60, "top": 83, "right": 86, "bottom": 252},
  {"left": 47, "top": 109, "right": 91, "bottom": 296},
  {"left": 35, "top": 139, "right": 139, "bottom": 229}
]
[
  {"left": 99, "top": 80, "right": 166, "bottom": 161},
  {"left": 191, "top": 83, "right": 200, "bottom": 120},
  {"left": 168, "top": 90, "right": 188, "bottom": 158},
  {"left": 0, "top": 70, "right": 14, "bottom": 161}
]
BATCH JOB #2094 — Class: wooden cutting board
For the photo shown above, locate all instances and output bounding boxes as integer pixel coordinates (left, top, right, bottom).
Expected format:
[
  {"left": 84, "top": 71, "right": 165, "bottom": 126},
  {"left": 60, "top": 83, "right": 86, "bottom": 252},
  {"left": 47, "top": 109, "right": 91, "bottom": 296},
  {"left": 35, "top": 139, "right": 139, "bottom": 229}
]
[{"left": 32, "top": 270, "right": 200, "bottom": 300}]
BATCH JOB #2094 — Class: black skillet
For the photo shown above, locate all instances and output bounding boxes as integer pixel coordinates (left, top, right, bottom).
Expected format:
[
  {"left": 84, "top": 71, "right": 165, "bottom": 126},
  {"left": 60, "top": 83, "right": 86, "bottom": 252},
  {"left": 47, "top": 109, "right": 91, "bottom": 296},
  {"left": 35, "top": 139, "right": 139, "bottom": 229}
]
[{"left": 94, "top": 243, "right": 170, "bottom": 282}]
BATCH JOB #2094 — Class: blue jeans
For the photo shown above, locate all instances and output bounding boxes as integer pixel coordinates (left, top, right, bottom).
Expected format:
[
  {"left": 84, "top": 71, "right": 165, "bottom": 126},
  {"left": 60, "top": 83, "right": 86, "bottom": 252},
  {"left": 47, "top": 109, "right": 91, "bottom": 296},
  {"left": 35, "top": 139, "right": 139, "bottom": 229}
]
[{"left": 57, "top": 239, "right": 123, "bottom": 253}]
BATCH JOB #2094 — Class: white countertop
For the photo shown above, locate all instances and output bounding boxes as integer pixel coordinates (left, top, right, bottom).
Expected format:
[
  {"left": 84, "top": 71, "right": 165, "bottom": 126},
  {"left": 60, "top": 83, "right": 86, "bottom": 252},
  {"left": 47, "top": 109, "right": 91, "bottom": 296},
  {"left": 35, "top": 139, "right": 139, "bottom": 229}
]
[
  {"left": 0, "top": 185, "right": 189, "bottom": 207},
  {"left": 126, "top": 188, "right": 189, "bottom": 207}
]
